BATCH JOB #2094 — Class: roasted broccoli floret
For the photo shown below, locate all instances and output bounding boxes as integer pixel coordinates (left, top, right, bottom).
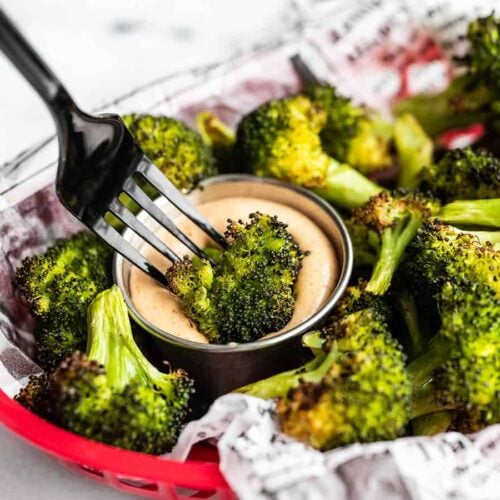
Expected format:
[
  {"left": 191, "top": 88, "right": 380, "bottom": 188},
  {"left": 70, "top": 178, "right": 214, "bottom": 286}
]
[
  {"left": 304, "top": 84, "right": 394, "bottom": 175},
  {"left": 402, "top": 223, "right": 500, "bottom": 426},
  {"left": 166, "top": 212, "right": 305, "bottom": 344},
  {"left": 346, "top": 191, "right": 438, "bottom": 295},
  {"left": 16, "top": 286, "right": 193, "bottom": 454},
  {"left": 418, "top": 148, "right": 500, "bottom": 202},
  {"left": 394, "top": 113, "right": 434, "bottom": 189},
  {"left": 238, "top": 304, "right": 410, "bottom": 450},
  {"left": 197, "top": 111, "right": 236, "bottom": 172},
  {"left": 14, "top": 232, "right": 113, "bottom": 369},
  {"left": 123, "top": 114, "right": 217, "bottom": 192},
  {"left": 235, "top": 95, "right": 383, "bottom": 209},
  {"left": 395, "top": 14, "right": 500, "bottom": 136}
]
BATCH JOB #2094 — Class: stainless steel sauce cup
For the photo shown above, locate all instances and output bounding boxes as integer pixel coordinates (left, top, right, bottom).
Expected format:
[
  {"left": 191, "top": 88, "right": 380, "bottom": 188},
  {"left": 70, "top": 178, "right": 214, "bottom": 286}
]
[{"left": 113, "top": 174, "right": 352, "bottom": 402}]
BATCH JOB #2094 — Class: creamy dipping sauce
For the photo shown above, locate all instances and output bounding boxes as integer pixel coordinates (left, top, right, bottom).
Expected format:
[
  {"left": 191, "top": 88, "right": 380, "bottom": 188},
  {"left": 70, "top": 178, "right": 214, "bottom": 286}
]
[{"left": 129, "top": 197, "right": 338, "bottom": 344}]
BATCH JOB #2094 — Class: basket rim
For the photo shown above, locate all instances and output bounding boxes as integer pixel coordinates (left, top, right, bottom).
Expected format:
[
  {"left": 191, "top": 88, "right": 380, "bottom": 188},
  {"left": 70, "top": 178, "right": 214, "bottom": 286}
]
[{"left": 0, "top": 389, "right": 229, "bottom": 491}]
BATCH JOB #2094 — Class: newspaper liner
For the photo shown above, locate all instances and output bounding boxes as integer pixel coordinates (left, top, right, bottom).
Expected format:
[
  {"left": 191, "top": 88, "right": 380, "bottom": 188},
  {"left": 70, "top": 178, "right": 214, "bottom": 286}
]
[{"left": 0, "top": 1, "right": 498, "bottom": 498}]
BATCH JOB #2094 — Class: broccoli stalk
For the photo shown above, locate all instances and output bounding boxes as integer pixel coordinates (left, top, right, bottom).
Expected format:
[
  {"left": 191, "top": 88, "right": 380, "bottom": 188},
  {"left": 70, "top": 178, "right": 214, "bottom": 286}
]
[
  {"left": 438, "top": 198, "right": 500, "bottom": 228},
  {"left": 235, "top": 95, "right": 383, "bottom": 210},
  {"left": 196, "top": 111, "right": 235, "bottom": 172},
  {"left": 394, "top": 14, "right": 500, "bottom": 137},
  {"left": 16, "top": 286, "right": 193, "bottom": 454},
  {"left": 346, "top": 191, "right": 438, "bottom": 295},
  {"left": 393, "top": 113, "right": 434, "bottom": 190},
  {"left": 412, "top": 411, "right": 454, "bottom": 436}
]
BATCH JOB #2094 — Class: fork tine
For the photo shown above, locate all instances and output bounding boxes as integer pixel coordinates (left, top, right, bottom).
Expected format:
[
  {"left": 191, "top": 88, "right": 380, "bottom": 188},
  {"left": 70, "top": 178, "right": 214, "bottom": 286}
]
[
  {"left": 123, "top": 179, "right": 215, "bottom": 263},
  {"left": 92, "top": 217, "right": 169, "bottom": 287},
  {"left": 109, "top": 198, "right": 180, "bottom": 263},
  {"left": 137, "top": 157, "right": 228, "bottom": 249}
]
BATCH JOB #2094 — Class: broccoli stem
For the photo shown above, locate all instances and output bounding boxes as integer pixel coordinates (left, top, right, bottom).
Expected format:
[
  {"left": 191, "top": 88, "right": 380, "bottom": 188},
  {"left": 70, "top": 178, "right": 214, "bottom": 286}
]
[
  {"left": 87, "top": 286, "right": 143, "bottom": 389},
  {"left": 412, "top": 411, "right": 453, "bottom": 436},
  {"left": 394, "top": 113, "right": 434, "bottom": 190},
  {"left": 313, "top": 159, "right": 383, "bottom": 210},
  {"left": 461, "top": 229, "right": 500, "bottom": 248},
  {"left": 438, "top": 199, "right": 500, "bottom": 228},
  {"left": 236, "top": 346, "right": 338, "bottom": 400},
  {"left": 393, "top": 76, "right": 491, "bottom": 137},
  {"left": 366, "top": 215, "right": 424, "bottom": 295},
  {"left": 396, "top": 289, "right": 425, "bottom": 358},
  {"left": 197, "top": 111, "right": 235, "bottom": 149},
  {"left": 407, "top": 334, "right": 455, "bottom": 418}
]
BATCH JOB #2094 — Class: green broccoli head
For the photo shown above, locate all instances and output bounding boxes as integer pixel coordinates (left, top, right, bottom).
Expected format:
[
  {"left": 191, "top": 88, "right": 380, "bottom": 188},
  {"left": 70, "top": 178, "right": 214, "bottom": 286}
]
[
  {"left": 419, "top": 148, "right": 500, "bottom": 202},
  {"left": 123, "top": 114, "right": 217, "bottom": 192},
  {"left": 346, "top": 191, "right": 438, "bottom": 295},
  {"left": 16, "top": 286, "right": 193, "bottom": 454},
  {"left": 235, "top": 95, "right": 383, "bottom": 209},
  {"left": 404, "top": 223, "right": 500, "bottom": 425},
  {"left": 278, "top": 308, "right": 410, "bottom": 450},
  {"left": 166, "top": 212, "right": 305, "bottom": 344},
  {"left": 14, "top": 232, "right": 113, "bottom": 369},
  {"left": 235, "top": 95, "right": 330, "bottom": 187},
  {"left": 237, "top": 300, "right": 410, "bottom": 450},
  {"left": 305, "top": 84, "right": 394, "bottom": 174}
]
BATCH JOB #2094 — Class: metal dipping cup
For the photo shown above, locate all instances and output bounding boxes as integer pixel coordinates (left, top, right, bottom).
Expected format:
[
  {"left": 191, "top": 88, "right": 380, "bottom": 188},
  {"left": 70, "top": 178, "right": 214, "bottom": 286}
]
[{"left": 113, "top": 174, "right": 353, "bottom": 402}]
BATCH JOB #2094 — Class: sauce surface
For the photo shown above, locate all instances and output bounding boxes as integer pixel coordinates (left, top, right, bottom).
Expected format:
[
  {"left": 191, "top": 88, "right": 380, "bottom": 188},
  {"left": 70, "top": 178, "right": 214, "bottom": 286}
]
[{"left": 129, "top": 197, "right": 338, "bottom": 344}]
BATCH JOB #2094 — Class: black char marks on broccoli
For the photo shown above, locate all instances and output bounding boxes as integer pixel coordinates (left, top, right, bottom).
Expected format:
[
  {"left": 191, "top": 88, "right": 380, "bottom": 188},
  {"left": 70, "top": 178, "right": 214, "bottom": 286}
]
[
  {"left": 346, "top": 190, "right": 438, "bottom": 295},
  {"left": 419, "top": 147, "right": 500, "bottom": 202},
  {"left": 166, "top": 212, "right": 305, "bottom": 344},
  {"left": 14, "top": 232, "right": 113, "bottom": 369}
]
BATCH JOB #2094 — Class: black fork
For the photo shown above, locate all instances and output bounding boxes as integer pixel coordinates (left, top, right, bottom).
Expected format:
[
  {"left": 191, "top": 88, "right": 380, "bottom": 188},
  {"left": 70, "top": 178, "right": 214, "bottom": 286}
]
[{"left": 0, "top": 8, "right": 227, "bottom": 287}]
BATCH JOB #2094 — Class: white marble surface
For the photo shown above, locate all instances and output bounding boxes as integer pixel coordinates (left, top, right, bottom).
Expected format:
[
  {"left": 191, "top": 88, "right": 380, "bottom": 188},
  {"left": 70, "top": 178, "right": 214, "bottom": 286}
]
[
  {"left": 0, "top": 0, "right": 294, "bottom": 498},
  {"left": 0, "top": 0, "right": 294, "bottom": 165}
]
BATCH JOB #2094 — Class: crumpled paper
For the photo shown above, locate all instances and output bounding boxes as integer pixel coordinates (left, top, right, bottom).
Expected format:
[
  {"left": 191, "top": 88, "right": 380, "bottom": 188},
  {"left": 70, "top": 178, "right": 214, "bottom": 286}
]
[
  {"left": 0, "top": 1, "right": 498, "bottom": 499},
  {"left": 172, "top": 394, "right": 500, "bottom": 500}
]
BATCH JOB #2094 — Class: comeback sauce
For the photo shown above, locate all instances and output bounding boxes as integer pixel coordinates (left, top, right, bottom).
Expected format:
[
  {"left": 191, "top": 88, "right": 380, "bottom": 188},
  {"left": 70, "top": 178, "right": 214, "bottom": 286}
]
[{"left": 129, "top": 197, "right": 338, "bottom": 344}]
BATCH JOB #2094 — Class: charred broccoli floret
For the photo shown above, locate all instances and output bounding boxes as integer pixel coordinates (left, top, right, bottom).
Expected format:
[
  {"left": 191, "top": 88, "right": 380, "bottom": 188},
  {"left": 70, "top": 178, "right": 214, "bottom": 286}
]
[
  {"left": 346, "top": 191, "right": 438, "bottom": 295},
  {"left": 402, "top": 223, "right": 500, "bottom": 426},
  {"left": 166, "top": 212, "right": 305, "bottom": 344},
  {"left": 235, "top": 95, "right": 383, "bottom": 209},
  {"left": 16, "top": 286, "right": 193, "bottom": 454},
  {"left": 304, "top": 84, "right": 394, "bottom": 175},
  {"left": 238, "top": 304, "right": 410, "bottom": 450},
  {"left": 419, "top": 148, "right": 500, "bottom": 202},
  {"left": 395, "top": 14, "right": 500, "bottom": 136},
  {"left": 14, "top": 232, "right": 113, "bottom": 369},
  {"left": 124, "top": 114, "right": 217, "bottom": 192}
]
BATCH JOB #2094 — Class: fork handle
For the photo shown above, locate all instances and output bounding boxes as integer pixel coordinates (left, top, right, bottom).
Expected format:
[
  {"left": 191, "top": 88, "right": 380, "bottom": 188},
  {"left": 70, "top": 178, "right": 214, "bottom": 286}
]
[{"left": 0, "top": 7, "right": 75, "bottom": 113}]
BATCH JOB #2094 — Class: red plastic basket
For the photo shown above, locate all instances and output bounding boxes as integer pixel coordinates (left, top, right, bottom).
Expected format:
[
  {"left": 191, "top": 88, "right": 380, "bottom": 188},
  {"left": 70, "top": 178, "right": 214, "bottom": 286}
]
[{"left": 0, "top": 389, "right": 234, "bottom": 499}]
